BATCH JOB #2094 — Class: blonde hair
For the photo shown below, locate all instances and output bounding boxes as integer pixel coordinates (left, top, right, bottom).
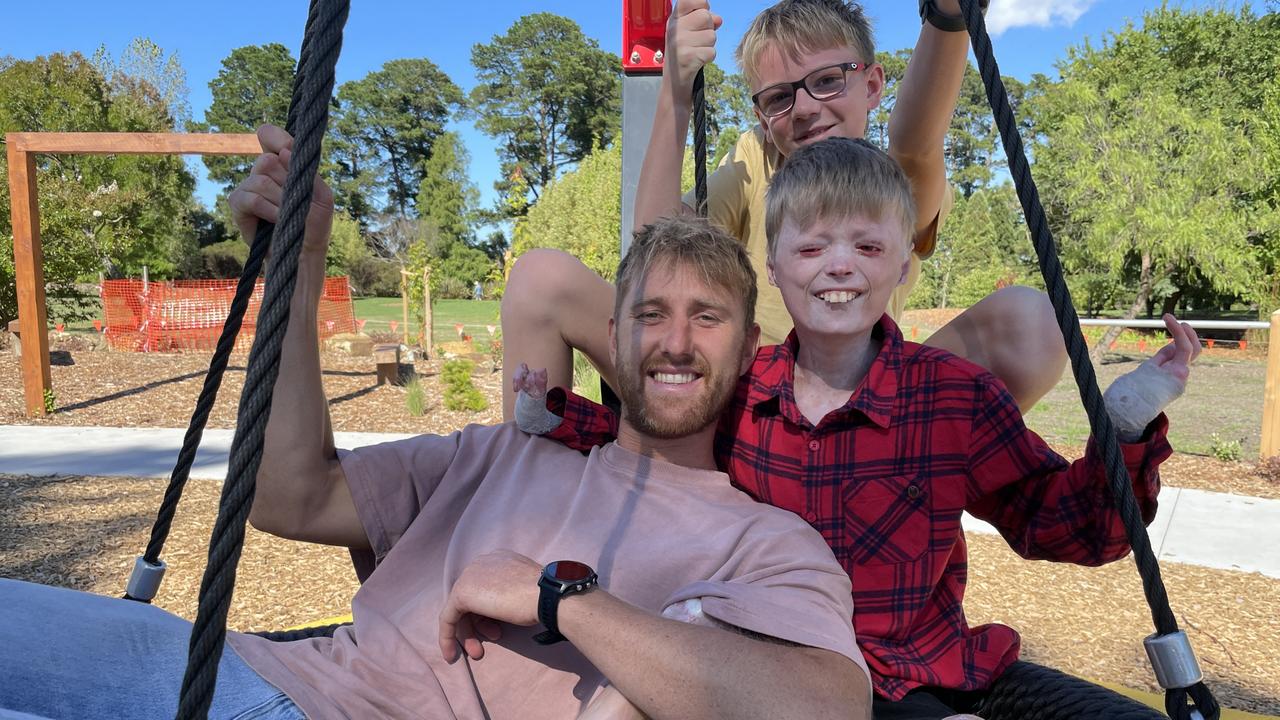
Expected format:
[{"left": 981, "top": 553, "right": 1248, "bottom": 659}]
[
  {"left": 765, "top": 138, "right": 916, "bottom": 259},
  {"left": 617, "top": 215, "right": 757, "bottom": 329},
  {"left": 736, "top": 0, "right": 875, "bottom": 88}
]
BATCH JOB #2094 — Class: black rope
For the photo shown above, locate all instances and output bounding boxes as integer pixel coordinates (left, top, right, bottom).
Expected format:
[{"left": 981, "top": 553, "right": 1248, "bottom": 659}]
[
  {"left": 175, "top": 1, "right": 349, "bottom": 716},
  {"left": 251, "top": 622, "right": 346, "bottom": 642},
  {"left": 691, "top": 68, "right": 708, "bottom": 217},
  {"left": 127, "top": 0, "right": 328, "bottom": 595},
  {"left": 983, "top": 662, "right": 1167, "bottom": 720},
  {"left": 955, "top": 1, "right": 1218, "bottom": 718},
  {"left": 128, "top": 232, "right": 269, "bottom": 587}
]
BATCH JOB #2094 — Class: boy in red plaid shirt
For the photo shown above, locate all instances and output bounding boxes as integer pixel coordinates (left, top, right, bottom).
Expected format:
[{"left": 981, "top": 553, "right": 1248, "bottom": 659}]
[{"left": 513, "top": 138, "right": 1200, "bottom": 719}]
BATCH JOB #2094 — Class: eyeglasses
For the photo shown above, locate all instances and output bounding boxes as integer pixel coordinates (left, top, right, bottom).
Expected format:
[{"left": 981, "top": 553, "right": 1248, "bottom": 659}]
[{"left": 750, "top": 61, "right": 869, "bottom": 118}]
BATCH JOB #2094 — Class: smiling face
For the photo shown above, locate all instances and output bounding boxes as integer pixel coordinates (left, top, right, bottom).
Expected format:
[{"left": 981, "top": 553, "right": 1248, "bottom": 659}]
[
  {"left": 750, "top": 43, "right": 884, "bottom": 158},
  {"left": 767, "top": 211, "right": 910, "bottom": 343},
  {"left": 610, "top": 260, "right": 758, "bottom": 440}
]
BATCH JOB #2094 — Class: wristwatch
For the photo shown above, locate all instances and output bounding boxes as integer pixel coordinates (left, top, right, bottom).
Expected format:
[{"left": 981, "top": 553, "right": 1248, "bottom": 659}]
[
  {"left": 533, "top": 560, "right": 598, "bottom": 645},
  {"left": 919, "top": 0, "right": 989, "bottom": 32}
]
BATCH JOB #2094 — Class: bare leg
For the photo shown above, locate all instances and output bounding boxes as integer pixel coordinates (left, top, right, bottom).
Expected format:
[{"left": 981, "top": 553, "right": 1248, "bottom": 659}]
[
  {"left": 922, "top": 286, "right": 1067, "bottom": 412},
  {"left": 500, "top": 249, "right": 618, "bottom": 420}
]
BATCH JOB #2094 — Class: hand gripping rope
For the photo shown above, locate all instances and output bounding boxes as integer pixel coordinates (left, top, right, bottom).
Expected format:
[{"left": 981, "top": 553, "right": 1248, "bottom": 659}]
[{"left": 161, "top": 1, "right": 352, "bottom": 717}]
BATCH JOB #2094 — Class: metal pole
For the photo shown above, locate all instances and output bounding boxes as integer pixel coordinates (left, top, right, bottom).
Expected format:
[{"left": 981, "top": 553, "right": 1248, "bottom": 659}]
[{"left": 620, "top": 0, "right": 670, "bottom": 256}]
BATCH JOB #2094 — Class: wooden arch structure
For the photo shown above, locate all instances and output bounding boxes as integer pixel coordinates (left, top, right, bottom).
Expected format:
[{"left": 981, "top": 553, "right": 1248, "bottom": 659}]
[{"left": 6, "top": 132, "right": 261, "bottom": 416}]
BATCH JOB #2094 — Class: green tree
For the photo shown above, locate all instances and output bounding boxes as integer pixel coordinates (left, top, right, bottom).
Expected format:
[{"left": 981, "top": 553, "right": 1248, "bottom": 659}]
[
  {"left": 326, "top": 212, "right": 370, "bottom": 275},
  {"left": 470, "top": 13, "right": 621, "bottom": 209},
  {"left": 93, "top": 38, "right": 191, "bottom": 130},
  {"left": 914, "top": 184, "right": 1035, "bottom": 310},
  {"left": 515, "top": 143, "right": 624, "bottom": 280},
  {"left": 701, "top": 61, "right": 752, "bottom": 169},
  {"left": 416, "top": 131, "right": 478, "bottom": 246},
  {"left": 1035, "top": 81, "right": 1262, "bottom": 358},
  {"left": 511, "top": 141, "right": 695, "bottom": 285},
  {"left": 1033, "top": 6, "right": 1280, "bottom": 322},
  {"left": 867, "top": 49, "right": 911, "bottom": 150},
  {"left": 189, "top": 44, "right": 296, "bottom": 193},
  {"left": 0, "top": 51, "right": 195, "bottom": 325},
  {"left": 406, "top": 127, "right": 493, "bottom": 308},
  {"left": 331, "top": 59, "right": 465, "bottom": 217}
]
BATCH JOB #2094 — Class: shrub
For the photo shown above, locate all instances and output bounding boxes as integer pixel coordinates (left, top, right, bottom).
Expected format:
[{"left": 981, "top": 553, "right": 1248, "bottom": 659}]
[
  {"left": 1254, "top": 456, "right": 1280, "bottom": 485},
  {"left": 1208, "top": 434, "right": 1243, "bottom": 462},
  {"left": 198, "top": 239, "right": 249, "bottom": 278},
  {"left": 442, "top": 358, "right": 487, "bottom": 412},
  {"left": 403, "top": 376, "right": 428, "bottom": 417},
  {"left": 347, "top": 256, "right": 401, "bottom": 297}
]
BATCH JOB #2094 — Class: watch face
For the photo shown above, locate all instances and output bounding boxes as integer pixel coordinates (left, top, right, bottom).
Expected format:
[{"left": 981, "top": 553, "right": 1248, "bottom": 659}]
[{"left": 547, "top": 560, "right": 593, "bottom": 583}]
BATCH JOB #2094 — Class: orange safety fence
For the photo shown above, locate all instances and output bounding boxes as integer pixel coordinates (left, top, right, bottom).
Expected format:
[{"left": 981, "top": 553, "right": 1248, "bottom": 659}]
[{"left": 100, "top": 277, "right": 355, "bottom": 352}]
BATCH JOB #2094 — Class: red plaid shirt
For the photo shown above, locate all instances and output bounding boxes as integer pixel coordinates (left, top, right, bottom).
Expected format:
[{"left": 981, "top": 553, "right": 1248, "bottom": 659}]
[{"left": 542, "top": 315, "right": 1171, "bottom": 700}]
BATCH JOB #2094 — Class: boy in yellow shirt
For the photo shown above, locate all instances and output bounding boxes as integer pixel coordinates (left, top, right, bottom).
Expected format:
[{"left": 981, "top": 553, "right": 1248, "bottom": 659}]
[{"left": 500, "top": 0, "right": 1066, "bottom": 417}]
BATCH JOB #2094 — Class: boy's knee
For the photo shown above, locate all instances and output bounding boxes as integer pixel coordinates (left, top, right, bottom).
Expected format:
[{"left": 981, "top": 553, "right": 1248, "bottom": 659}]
[
  {"left": 987, "top": 286, "right": 1057, "bottom": 342},
  {"left": 503, "top": 249, "right": 580, "bottom": 319}
]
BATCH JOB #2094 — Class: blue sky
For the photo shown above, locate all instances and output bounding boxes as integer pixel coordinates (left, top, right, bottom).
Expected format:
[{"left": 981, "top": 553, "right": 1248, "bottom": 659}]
[{"left": 5, "top": 0, "right": 1241, "bottom": 214}]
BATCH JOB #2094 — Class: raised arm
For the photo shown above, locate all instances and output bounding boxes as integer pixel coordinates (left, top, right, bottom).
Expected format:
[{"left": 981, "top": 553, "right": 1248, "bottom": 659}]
[
  {"left": 633, "top": 0, "right": 722, "bottom": 230},
  {"left": 229, "top": 123, "right": 366, "bottom": 549},
  {"left": 888, "top": 0, "right": 972, "bottom": 240},
  {"left": 967, "top": 316, "right": 1197, "bottom": 564}
]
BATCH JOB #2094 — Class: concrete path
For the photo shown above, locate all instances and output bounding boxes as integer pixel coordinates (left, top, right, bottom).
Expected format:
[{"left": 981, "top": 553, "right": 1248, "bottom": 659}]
[{"left": 3, "top": 424, "right": 1278, "bottom": 579}]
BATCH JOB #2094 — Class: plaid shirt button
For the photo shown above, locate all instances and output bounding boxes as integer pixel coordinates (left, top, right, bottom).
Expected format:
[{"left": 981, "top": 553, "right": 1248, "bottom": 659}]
[{"left": 807, "top": 439, "right": 820, "bottom": 451}]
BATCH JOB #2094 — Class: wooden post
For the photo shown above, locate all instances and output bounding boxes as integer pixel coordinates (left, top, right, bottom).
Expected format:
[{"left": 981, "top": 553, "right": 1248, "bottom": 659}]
[
  {"left": 7, "top": 144, "right": 51, "bottom": 415},
  {"left": 1263, "top": 309, "right": 1280, "bottom": 459},
  {"left": 400, "top": 270, "right": 410, "bottom": 347},
  {"left": 423, "top": 266, "right": 434, "bottom": 359}
]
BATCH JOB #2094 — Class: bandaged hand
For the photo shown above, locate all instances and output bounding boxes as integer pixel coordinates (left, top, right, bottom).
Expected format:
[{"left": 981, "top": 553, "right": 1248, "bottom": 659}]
[
  {"left": 512, "top": 362, "right": 564, "bottom": 435},
  {"left": 1103, "top": 314, "right": 1200, "bottom": 442}
]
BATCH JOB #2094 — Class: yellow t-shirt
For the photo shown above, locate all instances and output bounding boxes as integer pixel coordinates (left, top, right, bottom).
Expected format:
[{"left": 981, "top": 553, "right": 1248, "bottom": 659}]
[{"left": 684, "top": 128, "right": 953, "bottom": 345}]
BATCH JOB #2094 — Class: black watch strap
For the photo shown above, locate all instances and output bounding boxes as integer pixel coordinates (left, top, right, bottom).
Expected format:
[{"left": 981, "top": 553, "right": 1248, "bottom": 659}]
[
  {"left": 533, "top": 582, "right": 566, "bottom": 645},
  {"left": 533, "top": 563, "right": 598, "bottom": 646},
  {"left": 919, "top": 0, "right": 989, "bottom": 32}
]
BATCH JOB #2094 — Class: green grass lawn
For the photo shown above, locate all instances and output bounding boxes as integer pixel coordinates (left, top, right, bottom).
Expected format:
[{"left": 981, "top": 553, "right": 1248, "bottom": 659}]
[
  {"left": 1024, "top": 353, "right": 1266, "bottom": 458},
  {"left": 353, "top": 297, "right": 500, "bottom": 347}
]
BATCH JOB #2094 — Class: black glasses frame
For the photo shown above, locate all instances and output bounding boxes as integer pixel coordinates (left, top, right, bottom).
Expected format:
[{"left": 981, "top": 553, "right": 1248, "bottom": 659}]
[{"left": 750, "top": 61, "right": 869, "bottom": 118}]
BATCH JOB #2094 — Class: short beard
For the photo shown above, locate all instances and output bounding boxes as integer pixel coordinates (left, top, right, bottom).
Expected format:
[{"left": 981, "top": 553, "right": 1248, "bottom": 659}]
[{"left": 615, "top": 354, "right": 739, "bottom": 440}]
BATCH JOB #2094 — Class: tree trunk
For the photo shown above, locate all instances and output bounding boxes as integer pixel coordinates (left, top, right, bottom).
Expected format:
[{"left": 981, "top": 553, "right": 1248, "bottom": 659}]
[{"left": 1089, "top": 251, "right": 1154, "bottom": 363}]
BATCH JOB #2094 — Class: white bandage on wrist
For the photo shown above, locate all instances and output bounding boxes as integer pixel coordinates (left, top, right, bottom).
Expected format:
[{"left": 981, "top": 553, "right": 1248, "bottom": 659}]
[
  {"left": 1103, "top": 362, "right": 1183, "bottom": 442},
  {"left": 514, "top": 389, "right": 563, "bottom": 436}
]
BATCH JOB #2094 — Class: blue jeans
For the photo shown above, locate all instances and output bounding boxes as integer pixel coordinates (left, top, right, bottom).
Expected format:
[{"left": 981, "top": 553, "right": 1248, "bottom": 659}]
[{"left": 0, "top": 579, "right": 304, "bottom": 719}]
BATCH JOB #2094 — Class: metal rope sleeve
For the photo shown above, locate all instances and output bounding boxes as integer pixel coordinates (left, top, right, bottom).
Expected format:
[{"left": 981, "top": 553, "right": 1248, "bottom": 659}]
[
  {"left": 175, "top": 1, "right": 350, "bottom": 717},
  {"left": 955, "top": 1, "right": 1218, "bottom": 718}
]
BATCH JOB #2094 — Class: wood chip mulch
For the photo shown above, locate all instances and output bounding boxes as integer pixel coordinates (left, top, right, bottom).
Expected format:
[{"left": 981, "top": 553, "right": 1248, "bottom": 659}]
[{"left": 1, "top": 339, "right": 1277, "bottom": 715}]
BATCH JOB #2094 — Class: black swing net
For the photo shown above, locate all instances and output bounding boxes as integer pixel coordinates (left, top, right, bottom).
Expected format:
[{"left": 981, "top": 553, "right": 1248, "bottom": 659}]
[{"left": 116, "top": 0, "right": 1220, "bottom": 717}]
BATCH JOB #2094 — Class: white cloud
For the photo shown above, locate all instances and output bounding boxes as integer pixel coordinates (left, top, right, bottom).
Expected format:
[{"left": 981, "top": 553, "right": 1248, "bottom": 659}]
[{"left": 985, "top": 0, "right": 1099, "bottom": 36}]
